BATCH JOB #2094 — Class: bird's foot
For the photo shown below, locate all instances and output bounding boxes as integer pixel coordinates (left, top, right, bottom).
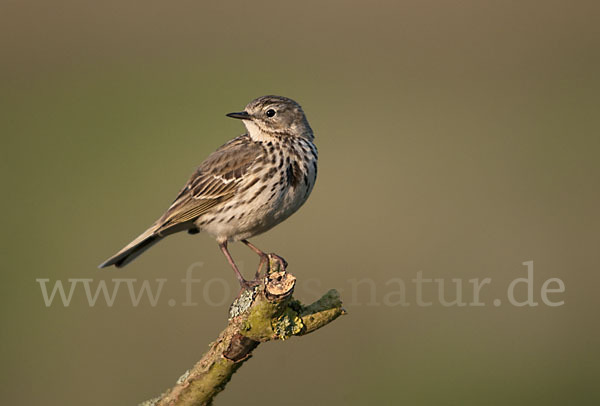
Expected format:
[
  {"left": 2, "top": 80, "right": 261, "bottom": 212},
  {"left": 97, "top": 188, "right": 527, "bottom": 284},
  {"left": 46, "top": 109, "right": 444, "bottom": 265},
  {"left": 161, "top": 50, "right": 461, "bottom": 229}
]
[
  {"left": 233, "top": 277, "right": 262, "bottom": 301},
  {"left": 253, "top": 253, "right": 287, "bottom": 279},
  {"left": 267, "top": 253, "right": 288, "bottom": 274},
  {"left": 236, "top": 253, "right": 288, "bottom": 295},
  {"left": 238, "top": 277, "right": 261, "bottom": 291}
]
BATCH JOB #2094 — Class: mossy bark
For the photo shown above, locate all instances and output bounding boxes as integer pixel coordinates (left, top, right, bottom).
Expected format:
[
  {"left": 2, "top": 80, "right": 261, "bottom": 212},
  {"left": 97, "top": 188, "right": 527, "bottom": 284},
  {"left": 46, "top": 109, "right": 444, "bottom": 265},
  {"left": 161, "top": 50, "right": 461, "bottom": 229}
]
[{"left": 141, "top": 256, "right": 345, "bottom": 406}]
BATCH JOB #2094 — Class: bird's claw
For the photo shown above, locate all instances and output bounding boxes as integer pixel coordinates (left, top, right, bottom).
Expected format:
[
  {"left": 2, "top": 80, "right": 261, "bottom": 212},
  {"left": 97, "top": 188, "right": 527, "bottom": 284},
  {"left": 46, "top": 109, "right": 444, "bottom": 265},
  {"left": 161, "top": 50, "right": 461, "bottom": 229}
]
[
  {"left": 238, "top": 278, "right": 261, "bottom": 291},
  {"left": 268, "top": 253, "right": 288, "bottom": 274}
]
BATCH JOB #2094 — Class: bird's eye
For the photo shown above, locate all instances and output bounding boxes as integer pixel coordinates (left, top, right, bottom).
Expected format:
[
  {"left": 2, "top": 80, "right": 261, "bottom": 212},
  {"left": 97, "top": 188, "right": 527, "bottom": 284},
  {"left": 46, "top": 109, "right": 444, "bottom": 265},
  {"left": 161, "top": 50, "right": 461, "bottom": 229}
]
[{"left": 266, "top": 109, "right": 276, "bottom": 117}]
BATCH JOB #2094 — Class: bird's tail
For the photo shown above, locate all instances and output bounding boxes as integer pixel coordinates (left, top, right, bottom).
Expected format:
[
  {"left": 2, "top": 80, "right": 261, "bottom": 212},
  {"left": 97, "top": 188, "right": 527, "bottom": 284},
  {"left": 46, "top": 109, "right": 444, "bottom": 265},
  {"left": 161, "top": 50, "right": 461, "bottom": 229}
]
[{"left": 98, "top": 224, "right": 162, "bottom": 268}]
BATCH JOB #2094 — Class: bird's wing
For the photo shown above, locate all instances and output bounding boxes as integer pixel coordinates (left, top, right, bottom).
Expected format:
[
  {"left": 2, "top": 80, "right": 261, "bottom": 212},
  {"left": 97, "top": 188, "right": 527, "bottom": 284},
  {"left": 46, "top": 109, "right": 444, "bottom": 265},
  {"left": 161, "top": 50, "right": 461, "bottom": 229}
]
[{"left": 155, "top": 135, "right": 264, "bottom": 232}]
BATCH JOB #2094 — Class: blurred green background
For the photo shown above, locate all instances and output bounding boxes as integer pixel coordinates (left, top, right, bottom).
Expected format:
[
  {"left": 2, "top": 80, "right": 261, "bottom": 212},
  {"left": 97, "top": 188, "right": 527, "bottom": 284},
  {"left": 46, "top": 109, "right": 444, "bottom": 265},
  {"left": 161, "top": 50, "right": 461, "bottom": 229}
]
[{"left": 2, "top": 1, "right": 599, "bottom": 405}]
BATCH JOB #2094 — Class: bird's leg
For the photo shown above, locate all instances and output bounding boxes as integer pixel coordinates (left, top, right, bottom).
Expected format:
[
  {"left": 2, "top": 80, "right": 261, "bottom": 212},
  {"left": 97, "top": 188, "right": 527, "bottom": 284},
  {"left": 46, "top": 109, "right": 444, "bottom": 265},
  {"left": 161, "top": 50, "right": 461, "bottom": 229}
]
[
  {"left": 241, "top": 239, "right": 269, "bottom": 279},
  {"left": 219, "top": 241, "right": 258, "bottom": 290},
  {"left": 241, "top": 239, "right": 287, "bottom": 278}
]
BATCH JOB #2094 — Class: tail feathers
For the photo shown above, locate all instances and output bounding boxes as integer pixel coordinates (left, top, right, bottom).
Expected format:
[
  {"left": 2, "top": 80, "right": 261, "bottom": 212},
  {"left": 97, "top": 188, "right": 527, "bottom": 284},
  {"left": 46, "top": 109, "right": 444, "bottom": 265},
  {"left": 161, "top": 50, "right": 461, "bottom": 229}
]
[{"left": 98, "top": 226, "right": 162, "bottom": 269}]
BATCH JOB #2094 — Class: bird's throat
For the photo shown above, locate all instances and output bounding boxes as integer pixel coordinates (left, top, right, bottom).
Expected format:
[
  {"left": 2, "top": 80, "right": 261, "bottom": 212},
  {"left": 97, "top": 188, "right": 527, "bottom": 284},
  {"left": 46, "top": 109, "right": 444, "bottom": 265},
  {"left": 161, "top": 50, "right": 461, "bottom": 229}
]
[{"left": 244, "top": 120, "right": 275, "bottom": 142}]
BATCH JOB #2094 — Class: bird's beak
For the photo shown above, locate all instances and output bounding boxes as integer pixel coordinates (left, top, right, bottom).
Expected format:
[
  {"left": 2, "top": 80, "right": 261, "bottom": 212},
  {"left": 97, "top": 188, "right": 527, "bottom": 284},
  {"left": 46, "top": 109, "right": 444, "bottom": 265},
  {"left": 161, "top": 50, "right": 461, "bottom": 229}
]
[{"left": 226, "top": 111, "right": 251, "bottom": 120}]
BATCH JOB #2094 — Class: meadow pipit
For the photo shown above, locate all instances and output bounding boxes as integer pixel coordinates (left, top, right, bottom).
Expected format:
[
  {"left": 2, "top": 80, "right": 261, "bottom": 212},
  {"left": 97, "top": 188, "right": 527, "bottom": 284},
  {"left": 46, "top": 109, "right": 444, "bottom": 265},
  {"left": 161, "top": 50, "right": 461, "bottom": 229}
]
[{"left": 99, "top": 95, "right": 318, "bottom": 288}]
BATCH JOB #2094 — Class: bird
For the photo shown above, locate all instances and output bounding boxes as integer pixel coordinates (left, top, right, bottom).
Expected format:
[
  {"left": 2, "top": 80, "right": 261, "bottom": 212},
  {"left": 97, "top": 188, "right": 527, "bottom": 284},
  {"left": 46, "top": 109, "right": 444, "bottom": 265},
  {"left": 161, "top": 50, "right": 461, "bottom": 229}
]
[{"left": 99, "top": 95, "right": 318, "bottom": 289}]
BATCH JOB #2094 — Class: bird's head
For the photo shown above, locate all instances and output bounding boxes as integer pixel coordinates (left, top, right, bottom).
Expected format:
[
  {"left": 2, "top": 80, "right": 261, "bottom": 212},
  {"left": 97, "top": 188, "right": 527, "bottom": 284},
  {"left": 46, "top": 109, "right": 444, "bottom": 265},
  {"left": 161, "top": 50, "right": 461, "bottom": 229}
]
[{"left": 226, "top": 95, "right": 313, "bottom": 142}]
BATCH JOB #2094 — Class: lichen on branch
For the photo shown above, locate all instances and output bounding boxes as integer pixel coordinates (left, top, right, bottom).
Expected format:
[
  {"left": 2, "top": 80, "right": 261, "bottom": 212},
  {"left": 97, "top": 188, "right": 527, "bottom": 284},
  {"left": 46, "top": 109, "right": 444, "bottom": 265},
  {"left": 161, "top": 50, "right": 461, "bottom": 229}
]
[{"left": 142, "top": 255, "right": 345, "bottom": 406}]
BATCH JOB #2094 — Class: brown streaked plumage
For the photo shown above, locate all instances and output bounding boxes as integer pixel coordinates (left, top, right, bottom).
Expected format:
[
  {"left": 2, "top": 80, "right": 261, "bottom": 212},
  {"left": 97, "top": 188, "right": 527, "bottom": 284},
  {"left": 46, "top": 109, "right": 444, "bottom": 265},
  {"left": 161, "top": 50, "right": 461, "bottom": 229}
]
[{"left": 99, "top": 95, "right": 317, "bottom": 288}]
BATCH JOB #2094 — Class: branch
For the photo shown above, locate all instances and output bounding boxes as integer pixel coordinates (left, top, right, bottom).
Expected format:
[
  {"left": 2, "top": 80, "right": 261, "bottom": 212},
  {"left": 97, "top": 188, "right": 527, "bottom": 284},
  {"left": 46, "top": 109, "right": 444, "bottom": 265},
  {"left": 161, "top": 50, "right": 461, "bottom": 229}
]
[{"left": 141, "top": 256, "right": 345, "bottom": 406}]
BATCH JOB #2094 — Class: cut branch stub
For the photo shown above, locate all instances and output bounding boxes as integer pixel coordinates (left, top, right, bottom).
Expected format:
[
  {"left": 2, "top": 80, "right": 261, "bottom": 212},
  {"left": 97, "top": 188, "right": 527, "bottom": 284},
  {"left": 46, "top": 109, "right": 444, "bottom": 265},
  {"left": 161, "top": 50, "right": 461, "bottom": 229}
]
[
  {"left": 265, "top": 270, "right": 296, "bottom": 301},
  {"left": 145, "top": 256, "right": 345, "bottom": 406}
]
